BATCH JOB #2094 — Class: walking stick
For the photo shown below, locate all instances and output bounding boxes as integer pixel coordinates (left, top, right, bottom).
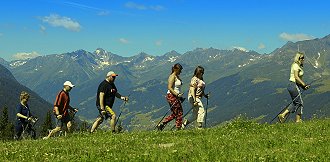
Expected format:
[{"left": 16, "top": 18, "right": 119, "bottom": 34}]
[
  {"left": 115, "top": 94, "right": 130, "bottom": 127},
  {"left": 155, "top": 99, "right": 178, "bottom": 130},
  {"left": 205, "top": 96, "right": 209, "bottom": 128},
  {"left": 270, "top": 91, "right": 302, "bottom": 123},
  {"left": 170, "top": 106, "right": 193, "bottom": 130}
]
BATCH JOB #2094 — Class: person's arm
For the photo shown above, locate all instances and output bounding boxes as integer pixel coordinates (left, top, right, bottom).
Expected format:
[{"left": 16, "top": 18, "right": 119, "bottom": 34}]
[
  {"left": 294, "top": 70, "right": 309, "bottom": 89},
  {"left": 54, "top": 106, "right": 63, "bottom": 119},
  {"left": 115, "top": 92, "right": 128, "bottom": 101},
  {"left": 189, "top": 86, "right": 198, "bottom": 105},
  {"left": 16, "top": 113, "right": 29, "bottom": 119},
  {"left": 99, "top": 92, "right": 105, "bottom": 110},
  {"left": 189, "top": 77, "right": 199, "bottom": 105}
]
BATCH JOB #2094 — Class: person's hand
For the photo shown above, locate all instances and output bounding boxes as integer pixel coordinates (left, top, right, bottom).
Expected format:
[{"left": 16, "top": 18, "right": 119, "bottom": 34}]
[
  {"left": 56, "top": 114, "right": 63, "bottom": 119},
  {"left": 101, "top": 110, "right": 107, "bottom": 115},
  {"left": 177, "top": 93, "right": 184, "bottom": 98},
  {"left": 121, "top": 96, "right": 129, "bottom": 102},
  {"left": 304, "top": 84, "right": 310, "bottom": 90},
  {"left": 193, "top": 101, "right": 199, "bottom": 106},
  {"left": 27, "top": 117, "right": 32, "bottom": 121},
  {"left": 74, "top": 108, "right": 79, "bottom": 112}
]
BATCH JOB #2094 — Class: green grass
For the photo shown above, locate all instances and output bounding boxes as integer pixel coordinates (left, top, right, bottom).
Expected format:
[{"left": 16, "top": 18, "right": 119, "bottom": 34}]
[{"left": 1, "top": 117, "right": 329, "bottom": 161}]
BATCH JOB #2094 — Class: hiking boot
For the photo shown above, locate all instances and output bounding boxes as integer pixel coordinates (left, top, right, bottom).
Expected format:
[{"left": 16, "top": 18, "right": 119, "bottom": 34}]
[
  {"left": 197, "top": 122, "right": 203, "bottom": 129},
  {"left": 156, "top": 123, "right": 165, "bottom": 131},
  {"left": 295, "top": 114, "right": 303, "bottom": 123},
  {"left": 278, "top": 114, "right": 285, "bottom": 123},
  {"left": 278, "top": 109, "right": 289, "bottom": 123},
  {"left": 181, "top": 119, "right": 188, "bottom": 129}
]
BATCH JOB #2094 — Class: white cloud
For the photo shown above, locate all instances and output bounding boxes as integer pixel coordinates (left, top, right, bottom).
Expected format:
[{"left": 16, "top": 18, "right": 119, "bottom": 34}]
[
  {"left": 119, "top": 38, "right": 129, "bottom": 44},
  {"left": 258, "top": 43, "right": 265, "bottom": 49},
  {"left": 12, "top": 51, "right": 40, "bottom": 60},
  {"left": 279, "top": 32, "right": 314, "bottom": 41},
  {"left": 41, "top": 14, "right": 81, "bottom": 32},
  {"left": 232, "top": 46, "right": 249, "bottom": 52},
  {"left": 125, "top": 2, "right": 165, "bottom": 11},
  {"left": 155, "top": 40, "right": 162, "bottom": 46}
]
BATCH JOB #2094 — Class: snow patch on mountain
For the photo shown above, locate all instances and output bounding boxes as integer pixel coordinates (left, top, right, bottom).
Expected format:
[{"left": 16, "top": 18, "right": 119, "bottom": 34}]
[
  {"left": 168, "top": 56, "right": 178, "bottom": 62},
  {"left": 143, "top": 57, "right": 154, "bottom": 62},
  {"left": 10, "top": 61, "right": 27, "bottom": 67}
]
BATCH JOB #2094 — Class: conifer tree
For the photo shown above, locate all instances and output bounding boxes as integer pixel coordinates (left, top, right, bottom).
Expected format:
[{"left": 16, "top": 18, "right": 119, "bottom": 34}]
[
  {"left": 0, "top": 106, "right": 14, "bottom": 140},
  {"left": 41, "top": 110, "right": 53, "bottom": 136},
  {"left": 79, "top": 120, "right": 89, "bottom": 132}
]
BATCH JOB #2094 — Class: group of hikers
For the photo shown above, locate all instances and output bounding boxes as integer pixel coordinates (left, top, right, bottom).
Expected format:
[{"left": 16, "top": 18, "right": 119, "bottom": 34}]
[{"left": 13, "top": 52, "right": 310, "bottom": 140}]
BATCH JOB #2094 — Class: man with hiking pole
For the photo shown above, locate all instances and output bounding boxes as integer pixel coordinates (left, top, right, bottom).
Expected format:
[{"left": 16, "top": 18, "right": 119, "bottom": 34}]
[
  {"left": 277, "top": 52, "right": 310, "bottom": 123},
  {"left": 90, "top": 71, "right": 129, "bottom": 133},
  {"left": 43, "top": 81, "right": 78, "bottom": 139}
]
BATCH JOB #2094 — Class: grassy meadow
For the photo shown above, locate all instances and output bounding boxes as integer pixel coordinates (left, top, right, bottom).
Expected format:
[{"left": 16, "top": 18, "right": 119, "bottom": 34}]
[{"left": 1, "top": 117, "right": 329, "bottom": 161}]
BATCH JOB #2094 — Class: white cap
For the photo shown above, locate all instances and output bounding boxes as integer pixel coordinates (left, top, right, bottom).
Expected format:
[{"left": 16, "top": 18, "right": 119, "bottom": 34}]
[
  {"left": 63, "top": 81, "right": 75, "bottom": 88},
  {"left": 107, "top": 71, "right": 118, "bottom": 77}
]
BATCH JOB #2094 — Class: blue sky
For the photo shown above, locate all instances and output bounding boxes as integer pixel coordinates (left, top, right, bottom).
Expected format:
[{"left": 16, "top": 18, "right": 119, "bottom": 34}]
[{"left": 0, "top": 0, "right": 329, "bottom": 61}]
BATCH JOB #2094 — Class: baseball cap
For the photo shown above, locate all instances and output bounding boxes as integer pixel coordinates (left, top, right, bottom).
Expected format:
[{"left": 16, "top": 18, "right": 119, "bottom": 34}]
[
  {"left": 63, "top": 81, "right": 75, "bottom": 88},
  {"left": 107, "top": 71, "right": 118, "bottom": 77}
]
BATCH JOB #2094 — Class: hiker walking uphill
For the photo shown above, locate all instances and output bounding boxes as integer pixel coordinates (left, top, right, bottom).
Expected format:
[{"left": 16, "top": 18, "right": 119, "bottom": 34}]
[
  {"left": 90, "top": 71, "right": 129, "bottom": 133},
  {"left": 157, "top": 63, "right": 184, "bottom": 131},
  {"left": 183, "top": 66, "right": 208, "bottom": 129},
  {"left": 14, "top": 91, "right": 36, "bottom": 140},
  {"left": 278, "top": 52, "right": 310, "bottom": 123},
  {"left": 43, "top": 81, "right": 78, "bottom": 139}
]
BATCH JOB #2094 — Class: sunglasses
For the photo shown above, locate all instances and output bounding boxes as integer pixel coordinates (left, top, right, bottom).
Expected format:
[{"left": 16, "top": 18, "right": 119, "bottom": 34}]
[{"left": 300, "top": 57, "right": 305, "bottom": 60}]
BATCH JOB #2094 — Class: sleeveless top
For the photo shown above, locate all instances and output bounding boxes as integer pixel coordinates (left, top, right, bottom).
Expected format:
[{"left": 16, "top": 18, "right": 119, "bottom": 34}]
[{"left": 167, "top": 76, "right": 182, "bottom": 94}]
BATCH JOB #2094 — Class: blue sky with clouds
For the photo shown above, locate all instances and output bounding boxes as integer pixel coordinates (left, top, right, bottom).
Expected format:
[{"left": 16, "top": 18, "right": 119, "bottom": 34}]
[{"left": 0, "top": 0, "right": 329, "bottom": 61}]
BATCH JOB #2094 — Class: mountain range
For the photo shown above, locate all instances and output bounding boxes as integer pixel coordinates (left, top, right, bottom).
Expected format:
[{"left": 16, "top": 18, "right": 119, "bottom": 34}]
[{"left": 1, "top": 34, "right": 330, "bottom": 130}]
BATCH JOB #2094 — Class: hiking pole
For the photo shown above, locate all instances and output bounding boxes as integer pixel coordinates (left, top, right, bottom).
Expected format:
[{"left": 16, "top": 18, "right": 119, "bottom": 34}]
[
  {"left": 154, "top": 99, "right": 179, "bottom": 130},
  {"left": 170, "top": 106, "right": 193, "bottom": 130},
  {"left": 204, "top": 95, "right": 209, "bottom": 128},
  {"left": 21, "top": 116, "right": 38, "bottom": 139},
  {"left": 115, "top": 94, "right": 130, "bottom": 127},
  {"left": 270, "top": 90, "right": 303, "bottom": 123}
]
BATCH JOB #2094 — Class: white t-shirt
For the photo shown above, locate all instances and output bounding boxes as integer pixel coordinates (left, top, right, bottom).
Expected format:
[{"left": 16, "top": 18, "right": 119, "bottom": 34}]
[{"left": 189, "top": 76, "right": 205, "bottom": 97}]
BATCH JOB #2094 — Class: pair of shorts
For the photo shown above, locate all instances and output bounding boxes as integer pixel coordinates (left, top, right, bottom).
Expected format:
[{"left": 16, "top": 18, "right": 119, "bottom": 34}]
[
  {"left": 97, "top": 106, "right": 115, "bottom": 119},
  {"left": 55, "top": 115, "right": 71, "bottom": 127}
]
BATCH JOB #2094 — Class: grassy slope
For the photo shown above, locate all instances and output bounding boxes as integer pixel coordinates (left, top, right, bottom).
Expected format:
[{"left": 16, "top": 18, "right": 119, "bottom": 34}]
[{"left": 1, "top": 117, "right": 329, "bottom": 161}]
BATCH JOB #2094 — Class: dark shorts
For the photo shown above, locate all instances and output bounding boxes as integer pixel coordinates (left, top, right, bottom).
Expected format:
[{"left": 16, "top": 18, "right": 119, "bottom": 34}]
[{"left": 55, "top": 115, "right": 71, "bottom": 127}]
